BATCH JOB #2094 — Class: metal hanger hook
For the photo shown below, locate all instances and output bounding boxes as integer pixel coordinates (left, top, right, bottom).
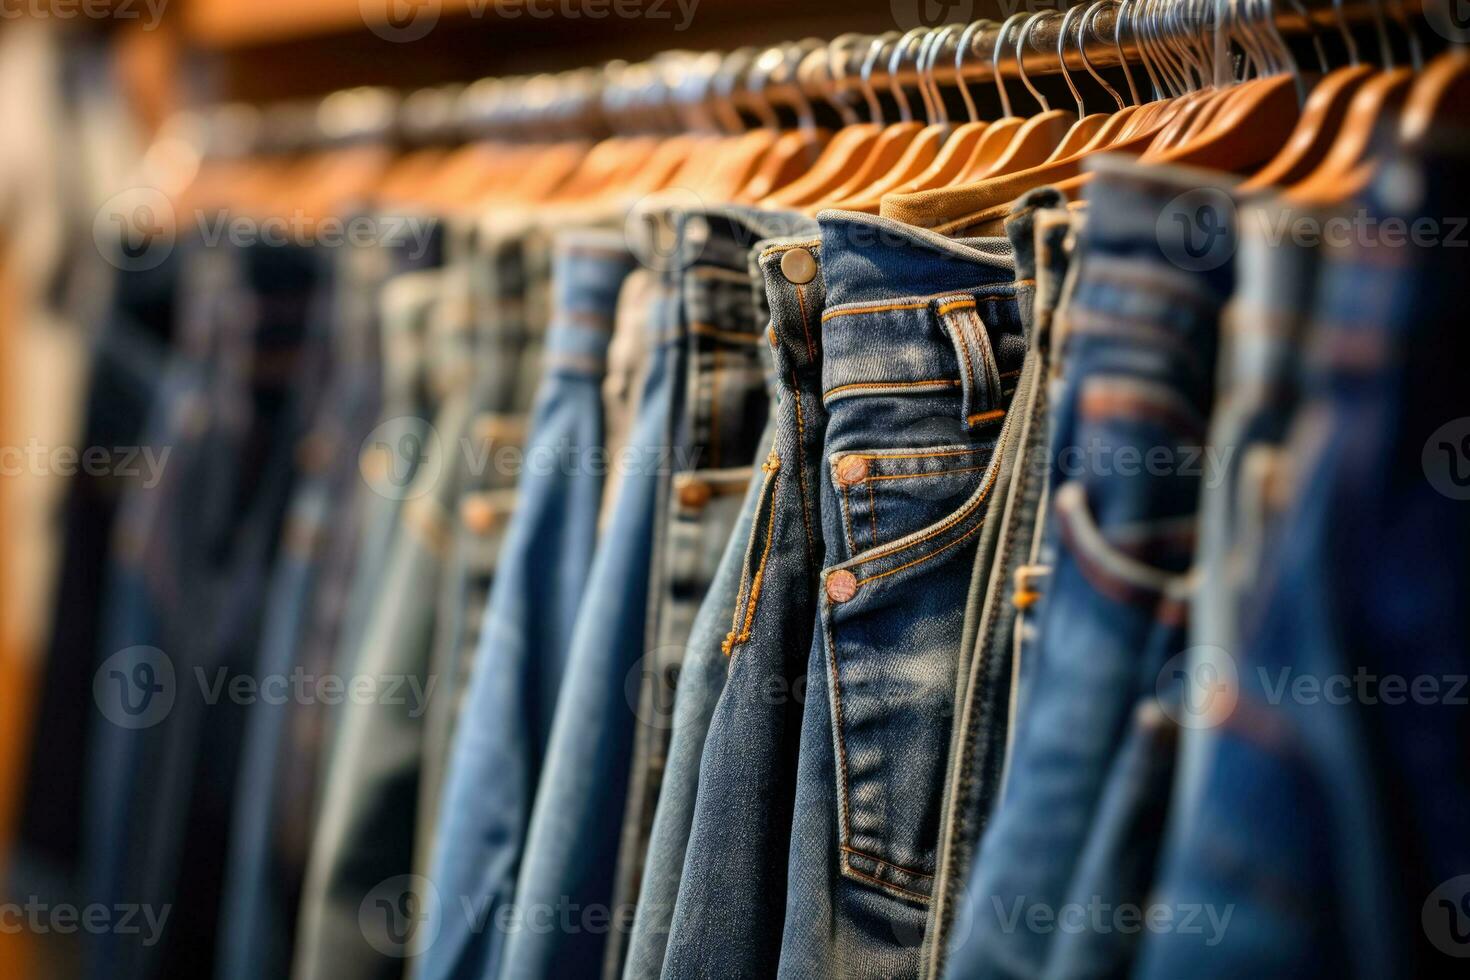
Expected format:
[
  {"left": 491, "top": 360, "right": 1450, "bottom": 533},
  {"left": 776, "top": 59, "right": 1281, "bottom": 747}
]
[
  {"left": 1015, "top": 10, "right": 1055, "bottom": 112},
  {"left": 992, "top": 13, "right": 1031, "bottom": 119}
]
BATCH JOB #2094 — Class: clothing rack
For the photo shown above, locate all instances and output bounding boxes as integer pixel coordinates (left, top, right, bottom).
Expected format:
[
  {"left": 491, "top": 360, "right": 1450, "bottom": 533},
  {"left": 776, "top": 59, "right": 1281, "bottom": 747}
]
[{"left": 185, "top": 0, "right": 1431, "bottom": 155}]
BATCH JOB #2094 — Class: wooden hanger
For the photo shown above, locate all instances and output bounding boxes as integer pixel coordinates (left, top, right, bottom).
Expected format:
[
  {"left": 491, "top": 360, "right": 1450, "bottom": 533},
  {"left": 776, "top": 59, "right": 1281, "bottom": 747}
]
[
  {"left": 825, "top": 26, "right": 959, "bottom": 212},
  {"left": 968, "top": 11, "right": 1077, "bottom": 180},
  {"left": 733, "top": 42, "right": 831, "bottom": 202},
  {"left": 1400, "top": 48, "right": 1470, "bottom": 146},
  {"left": 940, "top": 13, "right": 1037, "bottom": 186},
  {"left": 892, "top": 20, "right": 1000, "bottom": 194},
  {"left": 1041, "top": 2, "right": 1125, "bottom": 163}
]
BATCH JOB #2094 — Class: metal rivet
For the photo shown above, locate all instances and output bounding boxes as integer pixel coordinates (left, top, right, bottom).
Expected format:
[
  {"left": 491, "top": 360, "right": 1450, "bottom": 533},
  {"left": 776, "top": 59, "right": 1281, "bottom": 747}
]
[
  {"left": 677, "top": 479, "right": 712, "bottom": 509},
  {"left": 826, "top": 570, "right": 859, "bottom": 604},
  {"left": 780, "top": 247, "right": 817, "bottom": 285},
  {"left": 835, "top": 455, "right": 869, "bottom": 486}
]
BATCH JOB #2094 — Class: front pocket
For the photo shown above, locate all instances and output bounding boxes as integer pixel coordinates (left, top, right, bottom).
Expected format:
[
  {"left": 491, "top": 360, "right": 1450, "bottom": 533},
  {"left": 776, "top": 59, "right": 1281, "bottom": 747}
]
[
  {"left": 828, "top": 441, "right": 998, "bottom": 564},
  {"left": 819, "top": 426, "right": 1011, "bottom": 905}
]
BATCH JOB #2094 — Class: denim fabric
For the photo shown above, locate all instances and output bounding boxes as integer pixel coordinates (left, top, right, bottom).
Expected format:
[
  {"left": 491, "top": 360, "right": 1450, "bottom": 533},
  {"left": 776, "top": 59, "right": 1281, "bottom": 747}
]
[
  {"left": 217, "top": 232, "right": 396, "bottom": 980},
  {"left": 1138, "top": 142, "right": 1470, "bottom": 979},
  {"left": 924, "top": 191, "right": 1074, "bottom": 976},
  {"left": 14, "top": 251, "right": 178, "bottom": 909},
  {"left": 944, "top": 158, "right": 1233, "bottom": 980},
  {"left": 606, "top": 207, "right": 800, "bottom": 980},
  {"left": 420, "top": 230, "right": 635, "bottom": 980},
  {"left": 621, "top": 234, "right": 785, "bottom": 980},
  {"left": 662, "top": 223, "right": 825, "bottom": 980},
  {"left": 777, "top": 211, "right": 1022, "bottom": 980},
  {"left": 85, "top": 236, "right": 326, "bottom": 980},
  {"left": 496, "top": 214, "right": 690, "bottom": 980}
]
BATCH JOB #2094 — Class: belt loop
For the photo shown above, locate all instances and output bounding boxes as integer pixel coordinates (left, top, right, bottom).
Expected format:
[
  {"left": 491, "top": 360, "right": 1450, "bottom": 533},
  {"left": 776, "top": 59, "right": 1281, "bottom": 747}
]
[{"left": 936, "top": 295, "right": 1003, "bottom": 429}]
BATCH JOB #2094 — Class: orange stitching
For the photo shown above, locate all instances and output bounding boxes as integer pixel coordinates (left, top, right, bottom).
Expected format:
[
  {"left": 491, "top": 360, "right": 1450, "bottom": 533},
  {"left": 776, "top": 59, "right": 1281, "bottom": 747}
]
[
  {"left": 840, "top": 481, "right": 857, "bottom": 556},
  {"left": 936, "top": 298, "right": 978, "bottom": 315},
  {"left": 863, "top": 464, "right": 990, "bottom": 483},
  {"left": 690, "top": 322, "right": 762, "bottom": 345},
  {"left": 723, "top": 454, "right": 781, "bottom": 656},
  {"left": 823, "top": 612, "right": 855, "bottom": 855},
  {"left": 867, "top": 481, "right": 879, "bottom": 550},
  {"left": 821, "top": 291, "right": 1016, "bottom": 323},
  {"left": 1000, "top": 369, "right": 1022, "bottom": 379},
  {"left": 854, "top": 451, "right": 1001, "bottom": 567},
  {"left": 855, "top": 513, "right": 988, "bottom": 587},
  {"left": 967, "top": 409, "right": 1006, "bottom": 426},
  {"left": 759, "top": 239, "right": 822, "bottom": 260},
  {"left": 840, "top": 845, "right": 935, "bottom": 881},
  {"left": 824, "top": 379, "right": 960, "bottom": 400},
  {"left": 795, "top": 285, "right": 815, "bottom": 360},
  {"left": 851, "top": 447, "right": 980, "bottom": 462},
  {"left": 841, "top": 862, "right": 931, "bottom": 903},
  {"left": 791, "top": 374, "right": 816, "bottom": 562},
  {"left": 948, "top": 315, "right": 978, "bottom": 412}
]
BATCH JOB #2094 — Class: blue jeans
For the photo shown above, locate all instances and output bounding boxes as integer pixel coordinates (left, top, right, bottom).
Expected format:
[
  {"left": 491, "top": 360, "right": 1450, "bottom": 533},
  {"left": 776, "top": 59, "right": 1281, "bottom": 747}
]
[
  {"left": 419, "top": 229, "right": 636, "bottom": 980},
  {"left": 923, "top": 190, "right": 1075, "bottom": 975},
  {"left": 1139, "top": 143, "right": 1470, "bottom": 978},
  {"left": 778, "top": 210, "right": 1023, "bottom": 979},
  {"left": 943, "top": 158, "right": 1234, "bottom": 980},
  {"left": 662, "top": 225, "right": 827, "bottom": 980},
  {"left": 607, "top": 207, "right": 798, "bottom": 980}
]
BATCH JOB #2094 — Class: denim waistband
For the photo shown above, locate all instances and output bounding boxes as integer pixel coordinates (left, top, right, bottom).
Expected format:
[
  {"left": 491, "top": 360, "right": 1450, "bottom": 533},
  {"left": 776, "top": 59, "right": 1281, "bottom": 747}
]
[
  {"left": 543, "top": 229, "right": 639, "bottom": 377},
  {"left": 814, "top": 210, "right": 1024, "bottom": 424}
]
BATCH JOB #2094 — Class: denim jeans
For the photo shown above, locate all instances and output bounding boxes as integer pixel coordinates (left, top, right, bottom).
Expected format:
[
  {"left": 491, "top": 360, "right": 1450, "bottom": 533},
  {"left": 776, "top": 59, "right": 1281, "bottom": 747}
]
[
  {"left": 606, "top": 207, "right": 803, "bottom": 980},
  {"left": 662, "top": 224, "right": 827, "bottom": 980},
  {"left": 495, "top": 214, "right": 691, "bottom": 980},
  {"left": 420, "top": 229, "right": 636, "bottom": 980},
  {"left": 943, "top": 159, "right": 1233, "bottom": 980},
  {"left": 777, "top": 210, "right": 1022, "bottom": 980},
  {"left": 1139, "top": 143, "right": 1470, "bottom": 979},
  {"left": 923, "top": 190, "right": 1075, "bottom": 976},
  {"left": 86, "top": 236, "right": 327, "bottom": 980}
]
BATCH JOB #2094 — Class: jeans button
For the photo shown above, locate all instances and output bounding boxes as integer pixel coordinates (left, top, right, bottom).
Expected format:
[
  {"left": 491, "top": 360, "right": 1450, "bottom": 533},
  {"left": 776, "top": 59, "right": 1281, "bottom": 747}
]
[
  {"left": 677, "top": 479, "right": 712, "bottom": 509},
  {"left": 826, "top": 570, "right": 858, "bottom": 603},
  {"left": 835, "top": 455, "right": 869, "bottom": 486},
  {"left": 459, "top": 493, "right": 499, "bottom": 534},
  {"left": 780, "top": 247, "right": 817, "bottom": 285}
]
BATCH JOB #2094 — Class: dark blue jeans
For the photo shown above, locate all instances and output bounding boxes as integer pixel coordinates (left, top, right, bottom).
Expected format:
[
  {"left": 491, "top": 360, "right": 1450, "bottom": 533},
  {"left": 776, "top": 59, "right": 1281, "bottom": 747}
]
[{"left": 778, "top": 210, "right": 1023, "bottom": 979}]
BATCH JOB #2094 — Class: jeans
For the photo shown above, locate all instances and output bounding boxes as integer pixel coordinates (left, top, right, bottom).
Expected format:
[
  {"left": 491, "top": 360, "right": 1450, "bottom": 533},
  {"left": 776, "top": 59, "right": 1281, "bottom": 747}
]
[
  {"left": 944, "top": 158, "right": 1233, "bottom": 980},
  {"left": 662, "top": 223, "right": 826, "bottom": 980},
  {"left": 495, "top": 213, "right": 689, "bottom": 980},
  {"left": 606, "top": 207, "right": 802, "bottom": 980},
  {"left": 1139, "top": 143, "right": 1470, "bottom": 979},
  {"left": 923, "top": 190, "right": 1075, "bottom": 976},
  {"left": 778, "top": 210, "right": 1022, "bottom": 980},
  {"left": 420, "top": 229, "right": 636, "bottom": 980}
]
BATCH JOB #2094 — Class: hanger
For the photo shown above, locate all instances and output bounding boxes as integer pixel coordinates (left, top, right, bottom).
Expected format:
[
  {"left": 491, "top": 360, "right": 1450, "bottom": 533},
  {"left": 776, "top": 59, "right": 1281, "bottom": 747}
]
[
  {"left": 939, "top": 13, "right": 1033, "bottom": 186},
  {"left": 1288, "top": 0, "right": 1413, "bottom": 202},
  {"left": 781, "top": 28, "right": 929, "bottom": 207},
  {"left": 699, "top": 48, "right": 787, "bottom": 199},
  {"left": 966, "top": 11, "right": 1078, "bottom": 180},
  {"left": 734, "top": 41, "right": 832, "bottom": 202},
  {"left": 761, "top": 35, "right": 888, "bottom": 207},
  {"left": 1041, "top": 2, "right": 1120, "bottom": 162},
  {"left": 891, "top": 20, "right": 1000, "bottom": 193},
  {"left": 827, "top": 25, "right": 957, "bottom": 212},
  {"left": 1069, "top": 0, "right": 1143, "bottom": 153},
  {"left": 1399, "top": 49, "right": 1470, "bottom": 147},
  {"left": 1241, "top": 0, "right": 1376, "bottom": 191}
]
